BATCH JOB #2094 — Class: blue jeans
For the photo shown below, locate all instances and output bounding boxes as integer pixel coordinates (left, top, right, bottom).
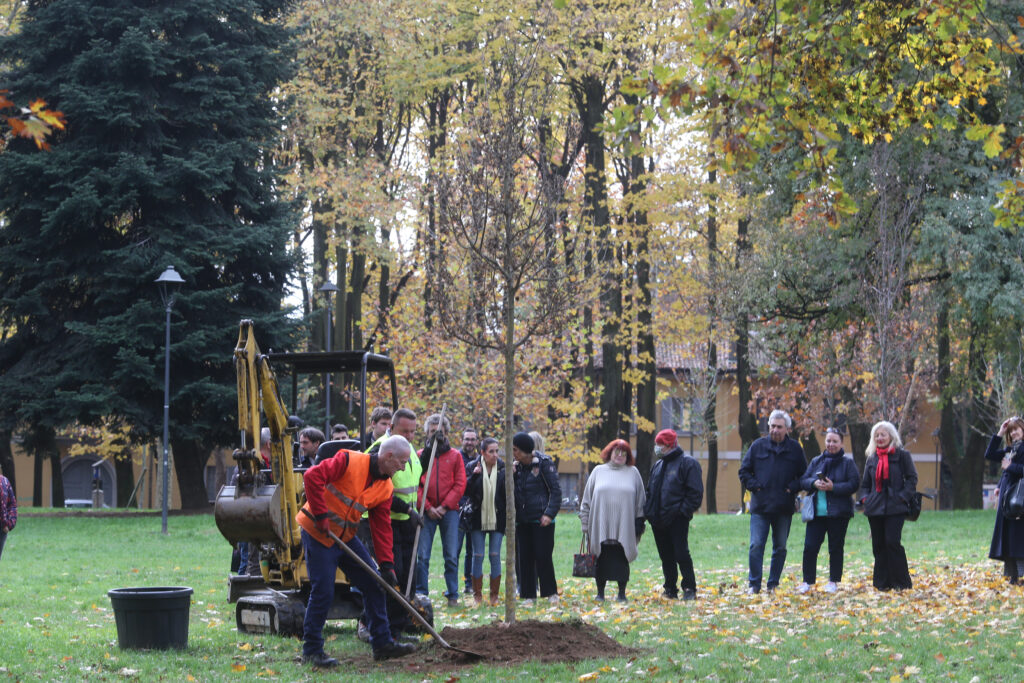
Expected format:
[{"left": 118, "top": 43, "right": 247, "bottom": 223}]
[
  {"left": 458, "top": 526, "right": 474, "bottom": 589},
  {"left": 415, "top": 509, "right": 460, "bottom": 598},
  {"left": 300, "top": 530, "right": 390, "bottom": 656},
  {"left": 470, "top": 530, "right": 504, "bottom": 578},
  {"left": 748, "top": 513, "right": 792, "bottom": 590}
]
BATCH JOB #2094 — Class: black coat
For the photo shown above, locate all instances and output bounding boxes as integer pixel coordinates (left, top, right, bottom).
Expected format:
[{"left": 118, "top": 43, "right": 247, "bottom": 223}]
[
  {"left": 858, "top": 447, "right": 917, "bottom": 517},
  {"left": 799, "top": 450, "right": 860, "bottom": 519},
  {"left": 465, "top": 459, "right": 507, "bottom": 532},
  {"left": 984, "top": 434, "right": 1024, "bottom": 560},
  {"left": 738, "top": 436, "right": 806, "bottom": 515},
  {"left": 643, "top": 447, "right": 704, "bottom": 527},
  {"left": 513, "top": 453, "right": 561, "bottom": 523}
]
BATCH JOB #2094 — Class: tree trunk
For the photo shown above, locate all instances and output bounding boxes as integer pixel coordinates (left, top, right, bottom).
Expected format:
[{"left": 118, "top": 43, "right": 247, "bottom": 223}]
[
  {"left": 634, "top": 239, "right": 656, "bottom": 482},
  {"left": 735, "top": 216, "right": 759, "bottom": 454},
  {"left": 502, "top": 277, "right": 517, "bottom": 624},
  {"left": 377, "top": 225, "right": 391, "bottom": 347},
  {"left": 349, "top": 244, "right": 365, "bottom": 351},
  {"left": 704, "top": 156, "right": 719, "bottom": 514},
  {"left": 937, "top": 285, "right": 986, "bottom": 509},
  {"left": 848, "top": 421, "right": 871, "bottom": 475},
  {"left": 116, "top": 452, "right": 135, "bottom": 507},
  {"left": 956, "top": 328, "right": 988, "bottom": 509},
  {"left": 423, "top": 89, "right": 449, "bottom": 327},
  {"left": 49, "top": 448, "right": 64, "bottom": 508},
  {"left": 336, "top": 239, "right": 348, "bottom": 350},
  {"left": 171, "top": 438, "right": 212, "bottom": 510},
  {"left": 312, "top": 208, "right": 328, "bottom": 352},
  {"left": 704, "top": 343, "right": 719, "bottom": 514},
  {"left": 579, "top": 73, "right": 620, "bottom": 451},
  {"left": 33, "top": 445, "right": 42, "bottom": 507}
]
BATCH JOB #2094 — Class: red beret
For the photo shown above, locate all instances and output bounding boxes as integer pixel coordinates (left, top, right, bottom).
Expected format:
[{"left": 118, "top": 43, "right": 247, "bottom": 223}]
[{"left": 654, "top": 429, "right": 678, "bottom": 447}]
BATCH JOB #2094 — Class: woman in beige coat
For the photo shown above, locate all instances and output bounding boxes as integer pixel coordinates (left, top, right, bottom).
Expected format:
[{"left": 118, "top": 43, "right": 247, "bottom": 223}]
[{"left": 579, "top": 439, "right": 646, "bottom": 602}]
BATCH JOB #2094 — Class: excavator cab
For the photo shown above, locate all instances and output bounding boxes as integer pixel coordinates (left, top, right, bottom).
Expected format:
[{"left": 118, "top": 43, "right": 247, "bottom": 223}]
[{"left": 214, "top": 320, "right": 399, "bottom": 636}]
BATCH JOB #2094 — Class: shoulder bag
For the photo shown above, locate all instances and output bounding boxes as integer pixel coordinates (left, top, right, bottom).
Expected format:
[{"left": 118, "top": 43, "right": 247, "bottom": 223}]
[
  {"left": 1004, "top": 478, "right": 1024, "bottom": 520},
  {"left": 572, "top": 533, "right": 597, "bottom": 578},
  {"left": 800, "top": 493, "right": 815, "bottom": 523}
]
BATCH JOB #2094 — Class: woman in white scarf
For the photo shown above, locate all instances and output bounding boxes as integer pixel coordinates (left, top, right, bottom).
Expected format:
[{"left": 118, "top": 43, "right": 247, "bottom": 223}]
[{"left": 466, "top": 437, "right": 507, "bottom": 605}]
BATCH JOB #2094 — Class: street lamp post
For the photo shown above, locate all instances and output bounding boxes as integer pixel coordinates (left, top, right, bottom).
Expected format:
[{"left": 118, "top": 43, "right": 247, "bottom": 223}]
[
  {"left": 155, "top": 265, "right": 185, "bottom": 535},
  {"left": 319, "top": 281, "right": 339, "bottom": 434}
]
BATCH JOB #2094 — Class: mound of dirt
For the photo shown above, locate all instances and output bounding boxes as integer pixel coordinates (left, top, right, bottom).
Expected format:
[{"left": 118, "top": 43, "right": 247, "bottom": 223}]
[{"left": 365, "top": 619, "right": 637, "bottom": 674}]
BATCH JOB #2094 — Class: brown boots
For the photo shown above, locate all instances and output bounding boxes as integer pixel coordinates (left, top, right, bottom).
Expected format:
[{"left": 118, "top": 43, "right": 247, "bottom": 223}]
[
  {"left": 472, "top": 576, "right": 483, "bottom": 605},
  {"left": 489, "top": 576, "right": 501, "bottom": 606}
]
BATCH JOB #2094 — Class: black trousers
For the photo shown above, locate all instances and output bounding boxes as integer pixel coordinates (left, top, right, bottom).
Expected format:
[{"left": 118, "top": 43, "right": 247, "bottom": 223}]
[
  {"left": 652, "top": 519, "right": 696, "bottom": 595},
  {"left": 387, "top": 517, "right": 418, "bottom": 633},
  {"left": 595, "top": 541, "right": 630, "bottom": 585},
  {"left": 516, "top": 523, "right": 557, "bottom": 599},
  {"left": 867, "top": 514, "right": 912, "bottom": 590},
  {"left": 801, "top": 516, "right": 850, "bottom": 584}
]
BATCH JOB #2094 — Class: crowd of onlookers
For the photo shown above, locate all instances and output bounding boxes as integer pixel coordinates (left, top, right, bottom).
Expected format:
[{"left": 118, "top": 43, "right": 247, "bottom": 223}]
[{"left": 232, "top": 406, "right": 1024, "bottom": 667}]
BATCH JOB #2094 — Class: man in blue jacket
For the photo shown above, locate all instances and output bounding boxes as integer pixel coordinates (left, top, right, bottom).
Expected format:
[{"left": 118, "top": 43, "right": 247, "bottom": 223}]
[{"left": 738, "top": 410, "right": 806, "bottom": 594}]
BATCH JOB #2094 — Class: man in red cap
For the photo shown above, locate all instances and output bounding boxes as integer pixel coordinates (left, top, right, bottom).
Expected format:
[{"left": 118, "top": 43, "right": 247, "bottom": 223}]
[{"left": 643, "top": 429, "right": 704, "bottom": 600}]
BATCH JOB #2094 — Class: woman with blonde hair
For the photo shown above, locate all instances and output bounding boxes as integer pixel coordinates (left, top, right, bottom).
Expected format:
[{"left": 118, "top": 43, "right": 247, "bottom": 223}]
[
  {"left": 983, "top": 416, "right": 1024, "bottom": 583},
  {"left": 579, "top": 439, "right": 646, "bottom": 602},
  {"left": 857, "top": 421, "right": 917, "bottom": 591}
]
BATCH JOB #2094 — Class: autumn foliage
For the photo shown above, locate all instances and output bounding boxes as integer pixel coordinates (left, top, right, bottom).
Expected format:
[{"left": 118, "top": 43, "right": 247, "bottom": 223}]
[{"left": 0, "top": 91, "right": 64, "bottom": 150}]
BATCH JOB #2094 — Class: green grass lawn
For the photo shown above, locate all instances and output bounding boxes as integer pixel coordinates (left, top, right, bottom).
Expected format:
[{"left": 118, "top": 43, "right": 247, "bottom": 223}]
[{"left": 1, "top": 509, "right": 1020, "bottom": 681}]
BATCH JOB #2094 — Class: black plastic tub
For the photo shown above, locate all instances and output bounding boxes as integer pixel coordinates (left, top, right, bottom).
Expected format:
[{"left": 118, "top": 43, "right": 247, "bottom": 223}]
[{"left": 107, "top": 586, "right": 193, "bottom": 650}]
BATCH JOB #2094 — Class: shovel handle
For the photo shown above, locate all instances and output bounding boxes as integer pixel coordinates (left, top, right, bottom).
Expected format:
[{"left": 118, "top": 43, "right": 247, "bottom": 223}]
[{"left": 324, "top": 529, "right": 451, "bottom": 648}]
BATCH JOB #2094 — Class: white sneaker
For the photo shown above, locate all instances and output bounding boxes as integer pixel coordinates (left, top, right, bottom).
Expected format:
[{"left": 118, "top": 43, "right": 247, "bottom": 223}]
[
  {"left": 547, "top": 594, "right": 560, "bottom": 604},
  {"left": 824, "top": 581, "right": 838, "bottom": 594},
  {"left": 795, "top": 582, "right": 812, "bottom": 594}
]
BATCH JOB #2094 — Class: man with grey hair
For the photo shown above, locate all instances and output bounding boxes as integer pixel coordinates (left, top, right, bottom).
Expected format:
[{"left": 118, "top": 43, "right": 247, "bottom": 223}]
[
  {"left": 297, "top": 433, "right": 416, "bottom": 665},
  {"left": 738, "top": 409, "right": 806, "bottom": 594}
]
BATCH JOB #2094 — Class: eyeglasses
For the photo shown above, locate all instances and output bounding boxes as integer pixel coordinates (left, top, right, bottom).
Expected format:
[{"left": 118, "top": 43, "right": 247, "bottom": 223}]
[{"left": 824, "top": 427, "right": 841, "bottom": 435}]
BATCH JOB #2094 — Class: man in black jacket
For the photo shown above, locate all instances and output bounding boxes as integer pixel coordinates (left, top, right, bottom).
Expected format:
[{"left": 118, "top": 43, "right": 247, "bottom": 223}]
[
  {"left": 644, "top": 429, "right": 704, "bottom": 600},
  {"left": 738, "top": 410, "right": 806, "bottom": 594}
]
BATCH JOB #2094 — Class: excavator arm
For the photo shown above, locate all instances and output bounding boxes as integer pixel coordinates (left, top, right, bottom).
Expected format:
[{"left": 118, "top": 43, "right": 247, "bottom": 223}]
[{"left": 217, "top": 321, "right": 301, "bottom": 565}]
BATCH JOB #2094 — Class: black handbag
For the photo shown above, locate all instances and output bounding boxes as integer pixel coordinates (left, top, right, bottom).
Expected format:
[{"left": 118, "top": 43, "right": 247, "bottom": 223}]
[
  {"left": 458, "top": 498, "right": 474, "bottom": 531},
  {"left": 907, "top": 492, "right": 923, "bottom": 522},
  {"left": 1004, "top": 478, "right": 1024, "bottom": 520},
  {"left": 572, "top": 533, "right": 597, "bottom": 578}
]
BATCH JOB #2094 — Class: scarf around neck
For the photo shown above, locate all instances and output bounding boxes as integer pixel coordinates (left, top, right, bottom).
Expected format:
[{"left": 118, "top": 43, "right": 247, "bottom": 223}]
[
  {"left": 875, "top": 446, "right": 894, "bottom": 492},
  {"left": 481, "top": 461, "right": 499, "bottom": 531}
]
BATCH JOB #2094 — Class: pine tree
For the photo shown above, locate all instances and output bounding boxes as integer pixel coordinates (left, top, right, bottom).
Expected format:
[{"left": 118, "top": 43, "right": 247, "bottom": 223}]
[{"left": 0, "top": 0, "right": 297, "bottom": 507}]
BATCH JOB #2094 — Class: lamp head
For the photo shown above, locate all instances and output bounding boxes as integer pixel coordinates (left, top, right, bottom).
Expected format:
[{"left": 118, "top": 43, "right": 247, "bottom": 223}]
[{"left": 155, "top": 265, "right": 185, "bottom": 307}]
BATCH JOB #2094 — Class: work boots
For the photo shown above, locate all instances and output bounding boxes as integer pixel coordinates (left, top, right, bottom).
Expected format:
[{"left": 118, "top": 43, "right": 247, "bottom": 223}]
[
  {"left": 372, "top": 640, "right": 416, "bottom": 661},
  {"left": 472, "top": 576, "right": 483, "bottom": 605},
  {"left": 489, "top": 576, "right": 501, "bottom": 606}
]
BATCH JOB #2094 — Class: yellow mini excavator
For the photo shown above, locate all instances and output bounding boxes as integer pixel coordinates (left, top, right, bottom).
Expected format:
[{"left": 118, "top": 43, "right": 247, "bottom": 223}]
[{"left": 214, "top": 320, "right": 399, "bottom": 636}]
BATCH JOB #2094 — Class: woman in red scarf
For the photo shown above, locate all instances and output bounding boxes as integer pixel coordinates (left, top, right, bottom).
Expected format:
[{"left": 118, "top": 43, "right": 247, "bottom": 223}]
[{"left": 857, "top": 421, "right": 918, "bottom": 590}]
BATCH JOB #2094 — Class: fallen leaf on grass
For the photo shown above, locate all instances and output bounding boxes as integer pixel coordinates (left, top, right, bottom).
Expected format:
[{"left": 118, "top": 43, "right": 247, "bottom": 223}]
[
  {"left": 231, "top": 663, "right": 246, "bottom": 672},
  {"left": 578, "top": 672, "right": 599, "bottom": 681}
]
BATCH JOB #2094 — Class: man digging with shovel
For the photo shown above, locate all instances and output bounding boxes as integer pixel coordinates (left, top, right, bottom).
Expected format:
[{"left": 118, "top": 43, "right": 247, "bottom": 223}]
[{"left": 297, "top": 434, "right": 417, "bottom": 667}]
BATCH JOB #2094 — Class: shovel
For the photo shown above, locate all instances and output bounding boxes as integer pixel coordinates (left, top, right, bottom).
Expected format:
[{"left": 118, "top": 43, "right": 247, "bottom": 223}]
[{"left": 325, "top": 528, "right": 484, "bottom": 660}]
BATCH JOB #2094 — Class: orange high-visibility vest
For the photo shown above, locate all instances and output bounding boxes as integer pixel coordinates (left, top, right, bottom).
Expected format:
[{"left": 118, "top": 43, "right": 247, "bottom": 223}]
[{"left": 297, "top": 451, "right": 393, "bottom": 547}]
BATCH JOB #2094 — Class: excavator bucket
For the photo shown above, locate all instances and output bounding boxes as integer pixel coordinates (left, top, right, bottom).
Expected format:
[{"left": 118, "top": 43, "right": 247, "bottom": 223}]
[{"left": 214, "top": 483, "right": 286, "bottom": 546}]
